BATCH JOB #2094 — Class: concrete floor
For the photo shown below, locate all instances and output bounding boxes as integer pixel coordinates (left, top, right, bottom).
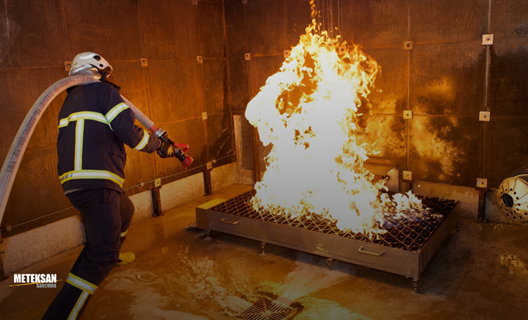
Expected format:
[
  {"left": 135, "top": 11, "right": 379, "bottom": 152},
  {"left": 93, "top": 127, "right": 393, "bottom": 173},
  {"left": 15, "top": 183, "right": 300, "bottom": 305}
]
[{"left": 1, "top": 183, "right": 527, "bottom": 319}]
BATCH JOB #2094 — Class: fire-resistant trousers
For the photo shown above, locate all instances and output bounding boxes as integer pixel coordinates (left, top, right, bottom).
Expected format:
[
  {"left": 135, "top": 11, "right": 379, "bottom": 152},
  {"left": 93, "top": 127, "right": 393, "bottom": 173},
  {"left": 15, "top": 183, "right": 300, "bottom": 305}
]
[{"left": 42, "top": 188, "right": 134, "bottom": 320}]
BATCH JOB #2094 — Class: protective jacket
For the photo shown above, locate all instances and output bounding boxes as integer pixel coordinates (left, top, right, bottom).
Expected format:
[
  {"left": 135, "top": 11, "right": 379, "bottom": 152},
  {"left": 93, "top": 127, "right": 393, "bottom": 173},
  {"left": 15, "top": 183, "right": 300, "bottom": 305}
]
[{"left": 57, "top": 82, "right": 159, "bottom": 193}]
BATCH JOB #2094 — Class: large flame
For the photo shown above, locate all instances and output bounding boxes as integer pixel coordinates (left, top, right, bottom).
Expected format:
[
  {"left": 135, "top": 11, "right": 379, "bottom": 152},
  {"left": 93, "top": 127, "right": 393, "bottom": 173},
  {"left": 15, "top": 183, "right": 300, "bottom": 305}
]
[{"left": 245, "top": 3, "right": 426, "bottom": 237}]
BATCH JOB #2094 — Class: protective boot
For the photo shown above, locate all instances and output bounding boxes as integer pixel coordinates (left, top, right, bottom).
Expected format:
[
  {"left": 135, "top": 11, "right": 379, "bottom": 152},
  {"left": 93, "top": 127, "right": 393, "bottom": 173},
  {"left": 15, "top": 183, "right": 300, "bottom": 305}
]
[{"left": 116, "top": 252, "right": 135, "bottom": 266}]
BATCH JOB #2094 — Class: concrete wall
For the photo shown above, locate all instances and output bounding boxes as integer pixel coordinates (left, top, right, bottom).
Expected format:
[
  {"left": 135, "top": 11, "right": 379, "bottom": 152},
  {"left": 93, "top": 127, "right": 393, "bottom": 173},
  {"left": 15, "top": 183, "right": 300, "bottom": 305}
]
[
  {"left": 413, "top": 181, "right": 480, "bottom": 220},
  {"left": 2, "top": 215, "right": 85, "bottom": 274}
]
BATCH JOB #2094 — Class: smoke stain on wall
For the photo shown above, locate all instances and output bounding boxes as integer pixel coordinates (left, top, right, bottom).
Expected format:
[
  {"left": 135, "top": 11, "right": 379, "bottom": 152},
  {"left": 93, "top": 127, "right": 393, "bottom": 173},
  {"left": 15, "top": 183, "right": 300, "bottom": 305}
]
[
  {"left": 412, "top": 117, "right": 465, "bottom": 181},
  {"left": 357, "top": 115, "right": 406, "bottom": 159},
  {"left": 0, "top": 14, "right": 20, "bottom": 63}
]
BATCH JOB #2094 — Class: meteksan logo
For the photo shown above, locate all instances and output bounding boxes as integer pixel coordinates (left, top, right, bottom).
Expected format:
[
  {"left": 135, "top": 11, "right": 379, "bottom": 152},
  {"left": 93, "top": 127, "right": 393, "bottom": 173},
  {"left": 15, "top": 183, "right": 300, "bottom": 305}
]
[{"left": 10, "top": 274, "right": 60, "bottom": 288}]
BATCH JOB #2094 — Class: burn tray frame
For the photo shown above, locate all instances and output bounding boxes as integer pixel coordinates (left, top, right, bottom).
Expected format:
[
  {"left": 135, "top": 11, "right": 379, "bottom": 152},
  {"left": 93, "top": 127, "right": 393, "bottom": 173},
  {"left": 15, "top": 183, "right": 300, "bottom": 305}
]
[{"left": 195, "top": 190, "right": 459, "bottom": 292}]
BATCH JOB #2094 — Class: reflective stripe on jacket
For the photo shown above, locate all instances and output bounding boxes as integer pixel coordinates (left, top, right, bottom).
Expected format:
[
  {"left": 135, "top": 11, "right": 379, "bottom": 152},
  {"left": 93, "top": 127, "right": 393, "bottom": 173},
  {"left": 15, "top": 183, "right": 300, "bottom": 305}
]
[{"left": 57, "top": 82, "right": 160, "bottom": 193}]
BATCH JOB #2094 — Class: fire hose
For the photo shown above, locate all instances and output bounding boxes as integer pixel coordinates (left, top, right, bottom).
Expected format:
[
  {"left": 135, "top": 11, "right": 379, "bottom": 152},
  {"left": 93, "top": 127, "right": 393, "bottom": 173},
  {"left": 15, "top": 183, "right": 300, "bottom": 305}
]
[
  {"left": 0, "top": 75, "right": 193, "bottom": 227},
  {"left": 121, "top": 95, "right": 193, "bottom": 168}
]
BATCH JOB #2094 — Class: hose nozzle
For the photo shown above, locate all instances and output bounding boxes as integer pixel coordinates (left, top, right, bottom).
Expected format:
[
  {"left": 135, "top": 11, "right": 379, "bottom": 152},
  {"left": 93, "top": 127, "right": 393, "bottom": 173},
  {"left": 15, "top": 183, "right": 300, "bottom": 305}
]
[
  {"left": 158, "top": 132, "right": 194, "bottom": 169},
  {"left": 173, "top": 148, "right": 194, "bottom": 169},
  {"left": 178, "top": 152, "right": 194, "bottom": 169}
]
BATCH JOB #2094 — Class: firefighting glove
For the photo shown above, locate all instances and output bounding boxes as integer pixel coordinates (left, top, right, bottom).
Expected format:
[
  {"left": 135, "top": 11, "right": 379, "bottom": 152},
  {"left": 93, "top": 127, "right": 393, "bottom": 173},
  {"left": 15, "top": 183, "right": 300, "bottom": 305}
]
[{"left": 157, "top": 140, "right": 177, "bottom": 158}]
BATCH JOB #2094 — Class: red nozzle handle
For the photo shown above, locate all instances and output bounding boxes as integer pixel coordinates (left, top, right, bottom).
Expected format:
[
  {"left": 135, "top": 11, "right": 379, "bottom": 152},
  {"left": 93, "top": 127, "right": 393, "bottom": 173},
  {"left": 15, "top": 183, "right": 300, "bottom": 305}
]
[{"left": 173, "top": 143, "right": 189, "bottom": 153}]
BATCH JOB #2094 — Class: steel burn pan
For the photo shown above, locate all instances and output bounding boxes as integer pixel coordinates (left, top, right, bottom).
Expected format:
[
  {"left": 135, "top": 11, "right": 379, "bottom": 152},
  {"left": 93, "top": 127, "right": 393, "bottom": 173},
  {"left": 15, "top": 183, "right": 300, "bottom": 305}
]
[{"left": 195, "top": 190, "right": 459, "bottom": 291}]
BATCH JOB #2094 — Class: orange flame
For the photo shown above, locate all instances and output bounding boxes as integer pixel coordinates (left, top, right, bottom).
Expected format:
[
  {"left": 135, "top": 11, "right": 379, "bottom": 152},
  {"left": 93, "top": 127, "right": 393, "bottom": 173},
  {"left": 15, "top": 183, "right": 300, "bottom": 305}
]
[{"left": 245, "top": 3, "right": 426, "bottom": 237}]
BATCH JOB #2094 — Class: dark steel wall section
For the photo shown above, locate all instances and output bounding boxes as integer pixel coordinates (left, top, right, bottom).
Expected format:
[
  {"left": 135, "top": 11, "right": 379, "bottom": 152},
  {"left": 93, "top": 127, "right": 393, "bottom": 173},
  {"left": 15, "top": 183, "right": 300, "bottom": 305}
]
[
  {"left": 340, "top": 0, "right": 407, "bottom": 48},
  {"left": 409, "top": 0, "right": 488, "bottom": 186},
  {"left": 245, "top": 0, "right": 286, "bottom": 56},
  {"left": 114, "top": 61, "right": 158, "bottom": 187},
  {"left": 487, "top": 1, "right": 528, "bottom": 188},
  {"left": 224, "top": 0, "right": 289, "bottom": 177},
  {"left": 357, "top": 47, "right": 408, "bottom": 172},
  {"left": 0, "top": 0, "right": 65, "bottom": 69},
  {"left": 224, "top": 0, "right": 528, "bottom": 190},
  {"left": 224, "top": 0, "right": 249, "bottom": 114},
  {"left": 285, "top": 0, "right": 312, "bottom": 49},
  {"left": 0, "top": 0, "right": 236, "bottom": 238}
]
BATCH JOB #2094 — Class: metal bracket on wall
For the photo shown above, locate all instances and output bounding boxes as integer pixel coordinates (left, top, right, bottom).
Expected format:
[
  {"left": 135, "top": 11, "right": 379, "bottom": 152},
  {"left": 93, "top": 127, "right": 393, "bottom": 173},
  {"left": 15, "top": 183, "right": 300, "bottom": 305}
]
[
  {"left": 202, "top": 112, "right": 208, "bottom": 120},
  {"left": 403, "top": 171, "right": 412, "bottom": 181},
  {"left": 476, "top": 178, "right": 488, "bottom": 189},
  {"left": 245, "top": 53, "right": 251, "bottom": 61},
  {"left": 140, "top": 58, "right": 148, "bottom": 67},
  {"left": 206, "top": 161, "right": 213, "bottom": 170},
  {"left": 482, "top": 34, "right": 494, "bottom": 45},
  {"left": 154, "top": 178, "right": 161, "bottom": 188},
  {"left": 404, "top": 41, "right": 413, "bottom": 51},
  {"left": 403, "top": 110, "right": 413, "bottom": 120},
  {"left": 197, "top": 56, "right": 203, "bottom": 64},
  {"left": 479, "top": 111, "right": 490, "bottom": 121},
  {"left": 339, "top": 45, "right": 347, "bottom": 55},
  {"left": 284, "top": 50, "right": 291, "bottom": 58},
  {"left": 64, "top": 61, "right": 72, "bottom": 72}
]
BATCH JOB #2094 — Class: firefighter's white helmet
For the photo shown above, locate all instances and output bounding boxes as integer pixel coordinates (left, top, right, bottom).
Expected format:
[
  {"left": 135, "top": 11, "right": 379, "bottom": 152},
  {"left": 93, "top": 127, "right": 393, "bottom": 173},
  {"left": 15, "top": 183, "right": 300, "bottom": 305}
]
[{"left": 69, "top": 52, "right": 113, "bottom": 77}]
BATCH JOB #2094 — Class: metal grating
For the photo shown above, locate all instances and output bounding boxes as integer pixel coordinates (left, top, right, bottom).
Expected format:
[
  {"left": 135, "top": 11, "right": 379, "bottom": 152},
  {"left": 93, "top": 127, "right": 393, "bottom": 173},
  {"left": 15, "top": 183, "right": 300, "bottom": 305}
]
[
  {"left": 236, "top": 296, "right": 295, "bottom": 320},
  {"left": 212, "top": 190, "right": 458, "bottom": 252}
]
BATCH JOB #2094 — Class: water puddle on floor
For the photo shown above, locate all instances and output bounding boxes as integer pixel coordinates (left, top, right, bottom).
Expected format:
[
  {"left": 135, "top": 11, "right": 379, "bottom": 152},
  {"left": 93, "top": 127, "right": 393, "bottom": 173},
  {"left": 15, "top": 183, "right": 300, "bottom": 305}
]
[
  {"left": 106, "top": 251, "right": 369, "bottom": 319},
  {"left": 499, "top": 254, "right": 528, "bottom": 275}
]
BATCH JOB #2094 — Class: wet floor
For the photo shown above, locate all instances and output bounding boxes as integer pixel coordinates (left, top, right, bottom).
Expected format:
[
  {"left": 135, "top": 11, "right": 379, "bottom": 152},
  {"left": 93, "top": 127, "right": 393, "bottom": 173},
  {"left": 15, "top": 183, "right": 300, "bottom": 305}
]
[{"left": 1, "top": 184, "right": 527, "bottom": 319}]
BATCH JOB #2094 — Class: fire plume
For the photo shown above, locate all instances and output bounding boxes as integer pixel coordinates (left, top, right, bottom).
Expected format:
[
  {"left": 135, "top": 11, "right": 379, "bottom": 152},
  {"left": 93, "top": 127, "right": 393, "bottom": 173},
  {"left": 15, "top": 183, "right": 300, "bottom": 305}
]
[{"left": 245, "top": 3, "right": 426, "bottom": 237}]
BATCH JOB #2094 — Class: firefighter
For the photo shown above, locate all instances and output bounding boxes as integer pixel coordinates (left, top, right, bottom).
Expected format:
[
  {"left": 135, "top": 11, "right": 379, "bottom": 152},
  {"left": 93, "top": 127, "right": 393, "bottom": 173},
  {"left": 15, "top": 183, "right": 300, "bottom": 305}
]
[{"left": 42, "top": 52, "right": 177, "bottom": 320}]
